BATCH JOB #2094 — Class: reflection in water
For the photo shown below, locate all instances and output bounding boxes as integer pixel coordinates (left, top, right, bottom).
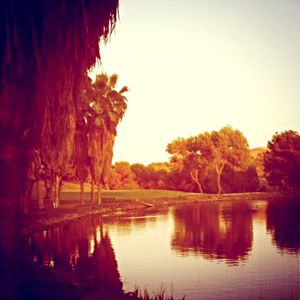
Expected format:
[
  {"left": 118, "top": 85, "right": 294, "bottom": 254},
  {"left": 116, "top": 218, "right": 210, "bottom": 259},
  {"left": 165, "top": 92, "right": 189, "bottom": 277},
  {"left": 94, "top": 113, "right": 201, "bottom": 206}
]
[
  {"left": 171, "top": 202, "right": 253, "bottom": 264},
  {"left": 104, "top": 210, "right": 169, "bottom": 235},
  {"left": 22, "top": 200, "right": 300, "bottom": 299},
  {"left": 24, "top": 217, "right": 122, "bottom": 295},
  {"left": 267, "top": 198, "right": 300, "bottom": 253}
]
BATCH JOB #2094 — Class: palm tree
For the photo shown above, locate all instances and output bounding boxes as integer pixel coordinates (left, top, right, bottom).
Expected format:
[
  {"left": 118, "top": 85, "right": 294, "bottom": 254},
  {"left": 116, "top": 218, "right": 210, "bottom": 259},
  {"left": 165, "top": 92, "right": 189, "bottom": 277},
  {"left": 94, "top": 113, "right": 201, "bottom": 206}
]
[
  {"left": 0, "top": 0, "right": 120, "bottom": 213},
  {"left": 0, "top": 2, "right": 120, "bottom": 297},
  {"left": 88, "top": 73, "right": 128, "bottom": 204}
]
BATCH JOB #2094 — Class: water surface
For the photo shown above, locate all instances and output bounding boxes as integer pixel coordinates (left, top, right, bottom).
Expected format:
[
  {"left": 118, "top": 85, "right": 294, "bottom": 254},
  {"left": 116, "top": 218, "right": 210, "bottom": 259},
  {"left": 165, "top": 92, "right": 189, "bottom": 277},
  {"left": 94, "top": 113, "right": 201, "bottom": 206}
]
[{"left": 24, "top": 198, "right": 300, "bottom": 299}]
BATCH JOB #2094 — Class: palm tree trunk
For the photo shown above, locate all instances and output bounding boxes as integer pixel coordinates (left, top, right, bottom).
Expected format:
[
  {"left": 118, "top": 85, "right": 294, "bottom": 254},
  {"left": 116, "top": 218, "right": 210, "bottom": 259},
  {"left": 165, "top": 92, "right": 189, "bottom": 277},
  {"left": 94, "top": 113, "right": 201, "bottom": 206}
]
[
  {"left": 36, "top": 180, "right": 44, "bottom": 210},
  {"left": 21, "top": 193, "right": 29, "bottom": 214},
  {"left": 80, "top": 181, "right": 84, "bottom": 205},
  {"left": 54, "top": 174, "right": 60, "bottom": 208},
  {"left": 0, "top": 151, "right": 23, "bottom": 299},
  {"left": 97, "top": 183, "right": 102, "bottom": 205},
  {"left": 49, "top": 184, "right": 55, "bottom": 208},
  {"left": 90, "top": 180, "right": 95, "bottom": 204},
  {"left": 58, "top": 176, "right": 63, "bottom": 204}
]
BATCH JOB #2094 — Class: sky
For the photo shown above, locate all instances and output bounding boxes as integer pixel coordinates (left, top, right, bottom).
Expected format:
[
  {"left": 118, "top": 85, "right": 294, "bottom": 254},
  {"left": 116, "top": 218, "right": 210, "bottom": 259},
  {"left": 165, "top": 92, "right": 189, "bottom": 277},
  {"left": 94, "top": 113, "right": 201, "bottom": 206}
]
[{"left": 95, "top": 0, "right": 300, "bottom": 164}]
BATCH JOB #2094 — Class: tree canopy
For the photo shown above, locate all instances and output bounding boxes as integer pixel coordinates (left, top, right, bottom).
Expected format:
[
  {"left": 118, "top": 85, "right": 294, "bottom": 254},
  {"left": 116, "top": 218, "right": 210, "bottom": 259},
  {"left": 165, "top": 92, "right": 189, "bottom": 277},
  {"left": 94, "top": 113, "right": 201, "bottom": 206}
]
[
  {"left": 167, "top": 126, "right": 251, "bottom": 194},
  {"left": 264, "top": 130, "right": 300, "bottom": 191},
  {"left": 73, "top": 72, "right": 128, "bottom": 203},
  {"left": 0, "top": 0, "right": 120, "bottom": 213}
]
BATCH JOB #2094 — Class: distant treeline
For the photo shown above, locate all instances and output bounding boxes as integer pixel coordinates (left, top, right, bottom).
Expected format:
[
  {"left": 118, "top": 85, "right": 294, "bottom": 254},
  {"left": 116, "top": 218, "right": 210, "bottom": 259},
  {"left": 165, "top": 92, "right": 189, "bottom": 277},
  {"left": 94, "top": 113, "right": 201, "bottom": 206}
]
[{"left": 68, "top": 127, "right": 299, "bottom": 194}]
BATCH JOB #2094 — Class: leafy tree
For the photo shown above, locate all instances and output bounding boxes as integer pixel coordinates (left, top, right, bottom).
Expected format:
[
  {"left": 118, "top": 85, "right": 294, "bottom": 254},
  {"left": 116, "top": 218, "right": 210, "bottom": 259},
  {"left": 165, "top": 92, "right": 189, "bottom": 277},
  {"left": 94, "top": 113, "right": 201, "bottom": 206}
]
[
  {"left": 167, "top": 126, "right": 250, "bottom": 194},
  {"left": 221, "top": 165, "right": 259, "bottom": 193},
  {"left": 130, "top": 163, "right": 148, "bottom": 187},
  {"left": 205, "top": 126, "right": 250, "bottom": 193},
  {"left": 264, "top": 130, "right": 300, "bottom": 191},
  {"left": 167, "top": 137, "right": 205, "bottom": 192},
  {"left": 130, "top": 163, "right": 169, "bottom": 189},
  {"left": 166, "top": 167, "right": 197, "bottom": 192},
  {"left": 250, "top": 147, "right": 269, "bottom": 191},
  {"left": 108, "top": 161, "right": 138, "bottom": 189}
]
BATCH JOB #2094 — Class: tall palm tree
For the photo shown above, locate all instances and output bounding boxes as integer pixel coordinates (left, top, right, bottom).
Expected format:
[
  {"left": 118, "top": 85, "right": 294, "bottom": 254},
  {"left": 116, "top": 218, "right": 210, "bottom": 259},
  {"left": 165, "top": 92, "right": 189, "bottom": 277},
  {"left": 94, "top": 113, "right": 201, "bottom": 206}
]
[
  {"left": 0, "top": 2, "right": 120, "bottom": 298},
  {"left": 88, "top": 73, "right": 128, "bottom": 204}
]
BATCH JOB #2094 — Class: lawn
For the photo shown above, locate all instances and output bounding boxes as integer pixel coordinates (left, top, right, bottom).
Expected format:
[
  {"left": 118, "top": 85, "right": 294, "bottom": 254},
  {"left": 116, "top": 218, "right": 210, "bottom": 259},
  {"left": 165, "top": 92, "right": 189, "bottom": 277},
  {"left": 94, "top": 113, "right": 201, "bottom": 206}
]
[{"left": 60, "top": 182, "right": 196, "bottom": 203}]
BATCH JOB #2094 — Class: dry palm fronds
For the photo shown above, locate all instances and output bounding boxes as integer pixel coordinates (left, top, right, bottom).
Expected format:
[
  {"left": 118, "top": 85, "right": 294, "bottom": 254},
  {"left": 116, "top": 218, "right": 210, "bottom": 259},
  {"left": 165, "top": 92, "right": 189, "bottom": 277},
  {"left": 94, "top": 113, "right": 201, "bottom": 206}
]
[{"left": 0, "top": 0, "right": 119, "bottom": 211}]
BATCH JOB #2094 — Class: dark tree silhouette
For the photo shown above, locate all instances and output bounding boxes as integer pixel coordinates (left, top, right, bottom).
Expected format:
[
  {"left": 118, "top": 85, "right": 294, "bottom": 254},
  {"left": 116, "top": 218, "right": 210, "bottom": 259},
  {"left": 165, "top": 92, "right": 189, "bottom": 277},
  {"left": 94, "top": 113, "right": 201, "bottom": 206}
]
[
  {"left": 264, "top": 130, "right": 300, "bottom": 191},
  {"left": 0, "top": 1, "right": 119, "bottom": 298}
]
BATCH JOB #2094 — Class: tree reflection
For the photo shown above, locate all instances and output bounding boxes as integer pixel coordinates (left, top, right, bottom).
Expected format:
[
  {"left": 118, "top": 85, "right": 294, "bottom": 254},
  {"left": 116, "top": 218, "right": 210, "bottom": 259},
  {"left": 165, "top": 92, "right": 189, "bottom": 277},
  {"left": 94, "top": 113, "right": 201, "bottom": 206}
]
[
  {"left": 104, "top": 211, "right": 169, "bottom": 235},
  {"left": 23, "top": 216, "right": 122, "bottom": 295},
  {"left": 171, "top": 202, "right": 253, "bottom": 265},
  {"left": 266, "top": 198, "right": 300, "bottom": 253}
]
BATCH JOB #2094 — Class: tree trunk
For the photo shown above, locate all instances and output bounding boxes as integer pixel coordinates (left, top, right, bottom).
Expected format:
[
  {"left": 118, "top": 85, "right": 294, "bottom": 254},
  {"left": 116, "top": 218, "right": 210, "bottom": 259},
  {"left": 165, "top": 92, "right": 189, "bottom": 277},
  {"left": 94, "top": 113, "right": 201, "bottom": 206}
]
[
  {"left": 21, "top": 193, "right": 29, "bottom": 214},
  {"left": 80, "top": 181, "right": 84, "bottom": 205},
  {"left": 44, "top": 173, "right": 52, "bottom": 208},
  {"left": 0, "top": 148, "right": 22, "bottom": 299},
  {"left": 97, "top": 183, "right": 102, "bottom": 205},
  {"left": 190, "top": 169, "right": 203, "bottom": 193},
  {"left": 58, "top": 176, "right": 63, "bottom": 205},
  {"left": 36, "top": 180, "right": 44, "bottom": 210},
  {"left": 49, "top": 177, "right": 55, "bottom": 208},
  {"left": 215, "top": 163, "right": 225, "bottom": 194},
  {"left": 90, "top": 180, "right": 95, "bottom": 204},
  {"left": 54, "top": 174, "right": 60, "bottom": 208}
]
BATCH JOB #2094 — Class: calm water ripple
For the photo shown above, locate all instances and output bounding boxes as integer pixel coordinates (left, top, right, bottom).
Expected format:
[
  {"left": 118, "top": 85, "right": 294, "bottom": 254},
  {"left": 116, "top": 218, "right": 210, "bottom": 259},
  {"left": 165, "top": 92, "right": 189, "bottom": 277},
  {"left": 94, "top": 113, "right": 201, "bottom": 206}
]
[{"left": 24, "top": 198, "right": 300, "bottom": 299}]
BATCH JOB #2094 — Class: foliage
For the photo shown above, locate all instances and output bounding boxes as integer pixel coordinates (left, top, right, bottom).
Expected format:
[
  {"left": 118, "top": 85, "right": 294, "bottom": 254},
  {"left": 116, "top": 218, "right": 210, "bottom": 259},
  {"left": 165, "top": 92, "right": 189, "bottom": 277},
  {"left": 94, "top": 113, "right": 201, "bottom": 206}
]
[
  {"left": 71, "top": 72, "right": 128, "bottom": 203},
  {"left": 131, "top": 286, "right": 186, "bottom": 300},
  {"left": 221, "top": 164, "right": 260, "bottom": 193},
  {"left": 166, "top": 167, "right": 198, "bottom": 192},
  {"left": 249, "top": 147, "right": 269, "bottom": 191},
  {"left": 0, "top": 0, "right": 120, "bottom": 212},
  {"left": 88, "top": 73, "right": 128, "bottom": 185},
  {"left": 167, "top": 126, "right": 251, "bottom": 194},
  {"left": 264, "top": 130, "right": 300, "bottom": 191},
  {"left": 108, "top": 161, "right": 138, "bottom": 189},
  {"left": 131, "top": 163, "right": 169, "bottom": 189}
]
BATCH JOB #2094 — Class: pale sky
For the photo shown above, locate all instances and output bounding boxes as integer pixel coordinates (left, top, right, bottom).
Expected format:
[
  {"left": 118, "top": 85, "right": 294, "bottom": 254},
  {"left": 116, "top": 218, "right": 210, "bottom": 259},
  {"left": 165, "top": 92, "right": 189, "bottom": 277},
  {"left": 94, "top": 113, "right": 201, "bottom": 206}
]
[{"left": 96, "top": 0, "right": 300, "bottom": 164}]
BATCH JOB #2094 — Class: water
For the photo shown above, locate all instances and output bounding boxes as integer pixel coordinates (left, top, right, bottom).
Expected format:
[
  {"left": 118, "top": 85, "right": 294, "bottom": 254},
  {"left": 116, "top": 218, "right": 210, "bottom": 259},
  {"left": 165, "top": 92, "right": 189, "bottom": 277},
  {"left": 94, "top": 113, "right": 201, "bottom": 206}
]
[{"left": 23, "top": 198, "right": 300, "bottom": 299}]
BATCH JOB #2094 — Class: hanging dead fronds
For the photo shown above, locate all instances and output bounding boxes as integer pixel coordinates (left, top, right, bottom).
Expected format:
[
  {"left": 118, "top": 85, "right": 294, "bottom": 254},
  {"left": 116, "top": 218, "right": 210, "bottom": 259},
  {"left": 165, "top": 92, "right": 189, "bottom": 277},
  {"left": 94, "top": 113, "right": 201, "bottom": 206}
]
[{"left": 0, "top": 0, "right": 119, "bottom": 210}]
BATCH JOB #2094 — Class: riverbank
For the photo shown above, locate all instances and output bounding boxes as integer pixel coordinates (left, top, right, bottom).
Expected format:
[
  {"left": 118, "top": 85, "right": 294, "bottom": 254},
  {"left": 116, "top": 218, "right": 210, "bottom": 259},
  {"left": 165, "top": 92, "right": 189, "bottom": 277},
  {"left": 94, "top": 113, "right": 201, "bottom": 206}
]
[{"left": 20, "top": 183, "right": 298, "bottom": 236}]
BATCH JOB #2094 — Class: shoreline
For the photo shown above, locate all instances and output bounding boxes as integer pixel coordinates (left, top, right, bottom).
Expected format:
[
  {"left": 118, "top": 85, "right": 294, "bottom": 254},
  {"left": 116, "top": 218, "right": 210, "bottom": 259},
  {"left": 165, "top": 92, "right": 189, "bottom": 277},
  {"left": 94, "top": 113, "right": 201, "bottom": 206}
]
[{"left": 20, "top": 191, "right": 298, "bottom": 236}]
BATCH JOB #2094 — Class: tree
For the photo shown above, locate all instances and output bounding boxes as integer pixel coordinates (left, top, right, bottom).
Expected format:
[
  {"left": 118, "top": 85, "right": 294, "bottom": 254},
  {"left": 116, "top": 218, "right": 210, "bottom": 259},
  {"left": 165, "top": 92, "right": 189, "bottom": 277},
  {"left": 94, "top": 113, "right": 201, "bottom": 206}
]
[
  {"left": 0, "top": 1, "right": 120, "bottom": 298},
  {"left": 108, "top": 161, "right": 138, "bottom": 189},
  {"left": 167, "top": 126, "right": 250, "bottom": 194},
  {"left": 0, "top": 1, "right": 119, "bottom": 213},
  {"left": 130, "top": 163, "right": 169, "bottom": 189},
  {"left": 221, "top": 164, "right": 259, "bottom": 193},
  {"left": 205, "top": 126, "right": 250, "bottom": 194},
  {"left": 87, "top": 73, "right": 128, "bottom": 203},
  {"left": 73, "top": 75, "right": 94, "bottom": 205},
  {"left": 167, "top": 138, "right": 204, "bottom": 192},
  {"left": 264, "top": 130, "right": 300, "bottom": 191},
  {"left": 250, "top": 147, "right": 269, "bottom": 191},
  {"left": 130, "top": 163, "right": 147, "bottom": 186}
]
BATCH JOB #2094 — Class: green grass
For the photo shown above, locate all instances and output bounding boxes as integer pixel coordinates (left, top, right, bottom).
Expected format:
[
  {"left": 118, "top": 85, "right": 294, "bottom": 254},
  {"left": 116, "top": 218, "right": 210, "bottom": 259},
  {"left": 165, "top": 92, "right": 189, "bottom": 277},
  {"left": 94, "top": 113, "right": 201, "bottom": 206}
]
[
  {"left": 102, "top": 189, "right": 195, "bottom": 199},
  {"left": 60, "top": 182, "right": 196, "bottom": 201},
  {"left": 33, "top": 181, "right": 197, "bottom": 205}
]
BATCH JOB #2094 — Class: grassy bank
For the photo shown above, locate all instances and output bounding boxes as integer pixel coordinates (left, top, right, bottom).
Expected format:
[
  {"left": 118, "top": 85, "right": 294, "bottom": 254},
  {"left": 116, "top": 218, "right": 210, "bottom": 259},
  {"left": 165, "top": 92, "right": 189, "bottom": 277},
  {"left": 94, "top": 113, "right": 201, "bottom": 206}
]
[{"left": 21, "top": 182, "right": 298, "bottom": 235}]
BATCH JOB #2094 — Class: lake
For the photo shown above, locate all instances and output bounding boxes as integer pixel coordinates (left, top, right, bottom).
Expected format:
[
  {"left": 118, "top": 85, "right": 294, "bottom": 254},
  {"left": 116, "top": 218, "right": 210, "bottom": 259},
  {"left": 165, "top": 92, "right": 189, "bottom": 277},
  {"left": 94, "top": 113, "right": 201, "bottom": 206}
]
[{"left": 23, "top": 198, "right": 300, "bottom": 299}]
